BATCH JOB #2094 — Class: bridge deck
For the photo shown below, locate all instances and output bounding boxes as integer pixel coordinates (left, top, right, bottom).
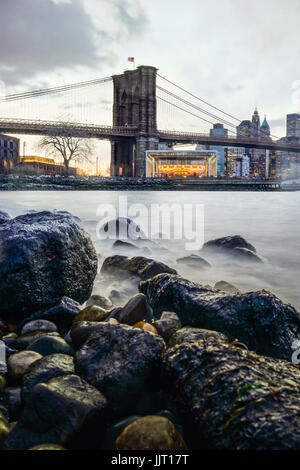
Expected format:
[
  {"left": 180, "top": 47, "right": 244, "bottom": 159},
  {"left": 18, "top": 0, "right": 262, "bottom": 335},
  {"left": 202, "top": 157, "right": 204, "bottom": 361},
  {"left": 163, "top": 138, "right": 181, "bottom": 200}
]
[{"left": 0, "top": 118, "right": 300, "bottom": 153}]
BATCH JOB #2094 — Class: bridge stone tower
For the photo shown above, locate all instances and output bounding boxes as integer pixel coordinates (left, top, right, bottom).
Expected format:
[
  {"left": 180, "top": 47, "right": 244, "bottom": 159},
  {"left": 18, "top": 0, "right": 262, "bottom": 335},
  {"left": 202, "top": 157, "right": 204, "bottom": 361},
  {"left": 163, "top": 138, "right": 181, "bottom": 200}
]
[{"left": 111, "top": 65, "right": 158, "bottom": 177}]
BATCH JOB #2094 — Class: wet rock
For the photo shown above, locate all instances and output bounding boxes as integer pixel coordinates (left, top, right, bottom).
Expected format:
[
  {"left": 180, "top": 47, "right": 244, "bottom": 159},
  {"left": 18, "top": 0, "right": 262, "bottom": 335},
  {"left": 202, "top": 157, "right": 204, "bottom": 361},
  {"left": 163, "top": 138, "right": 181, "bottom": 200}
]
[
  {"left": 99, "top": 217, "right": 146, "bottom": 240},
  {"left": 16, "top": 297, "right": 81, "bottom": 336},
  {"left": 7, "top": 351, "right": 42, "bottom": 381},
  {"left": 101, "top": 255, "right": 177, "bottom": 284},
  {"left": 140, "top": 274, "right": 300, "bottom": 361},
  {"left": 162, "top": 338, "right": 300, "bottom": 450},
  {"left": 176, "top": 254, "right": 211, "bottom": 269},
  {"left": 22, "top": 354, "right": 75, "bottom": 404},
  {"left": 73, "top": 305, "right": 109, "bottom": 324},
  {"left": 16, "top": 331, "right": 60, "bottom": 351},
  {"left": 75, "top": 323, "right": 166, "bottom": 414},
  {"left": 115, "top": 294, "right": 153, "bottom": 326},
  {"left": 116, "top": 416, "right": 186, "bottom": 450},
  {"left": 5, "top": 374, "right": 108, "bottom": 450},
  {"left": 203, "top": 235, "right": 256, "bottom": 253},
  {"left": 0, "top": 211, "right": 97, "bottom": 322},
  {"left": 27, "top": 335, "right": 75, "bottom": 357},
  {"left": 153, "top": 312, "right": 181, "bottom": 342},
  {"left": 168, "top": 326, "right": 228, "bottom": 348},
  {"left": 202, "top": 235, "right": 262, "bottom": 263},
  {"left": 86, "top": 295, "right": 113, "bottom": 310},
  {"left": 21, "top": 320, "right": 58, "bottom": 336},
  {"left": 214, "top": 281, "right": 240, "bottom": 294},
  {"left": 0, "top": 211, "right": 10, "bottom": 225}
]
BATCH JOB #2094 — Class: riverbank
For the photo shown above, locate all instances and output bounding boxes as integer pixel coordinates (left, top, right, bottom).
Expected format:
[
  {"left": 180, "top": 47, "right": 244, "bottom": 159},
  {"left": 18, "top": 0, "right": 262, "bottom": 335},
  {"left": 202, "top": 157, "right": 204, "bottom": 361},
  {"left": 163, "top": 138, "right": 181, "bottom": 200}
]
[{"left": 0, "top": 175, "right": 295, "bottom": 191}]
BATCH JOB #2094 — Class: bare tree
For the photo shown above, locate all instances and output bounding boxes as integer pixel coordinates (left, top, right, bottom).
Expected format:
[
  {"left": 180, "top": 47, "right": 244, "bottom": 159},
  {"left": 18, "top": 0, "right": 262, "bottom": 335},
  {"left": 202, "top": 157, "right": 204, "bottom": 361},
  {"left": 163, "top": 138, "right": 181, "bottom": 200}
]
[{"left": 38, "top": 121, "right": 94, "bottom": 175}]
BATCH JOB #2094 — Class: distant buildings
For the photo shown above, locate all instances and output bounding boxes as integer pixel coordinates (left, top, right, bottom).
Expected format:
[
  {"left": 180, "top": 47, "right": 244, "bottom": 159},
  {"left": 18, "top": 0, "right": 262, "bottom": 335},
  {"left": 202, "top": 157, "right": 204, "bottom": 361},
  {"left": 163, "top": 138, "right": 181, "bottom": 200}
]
[
  {"left": 209, "top": 107, "right": 275, "bottom": 179},
  {"left": 276, "top": 113, "right": 300, "bottom": 180},
  {"left": 0, "top": 134, "right": 20, "bottom": 174},
  {"left": 19, "top": 155, "right": 77, "bottom": 176}
]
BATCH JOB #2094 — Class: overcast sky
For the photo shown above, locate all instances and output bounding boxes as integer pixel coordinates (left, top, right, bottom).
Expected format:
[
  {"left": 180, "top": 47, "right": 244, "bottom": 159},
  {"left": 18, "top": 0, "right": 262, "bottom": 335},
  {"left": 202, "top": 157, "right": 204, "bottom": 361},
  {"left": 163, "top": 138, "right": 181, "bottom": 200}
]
[{"left": 0, "top": 0, "right": 300, "bottom": 170}]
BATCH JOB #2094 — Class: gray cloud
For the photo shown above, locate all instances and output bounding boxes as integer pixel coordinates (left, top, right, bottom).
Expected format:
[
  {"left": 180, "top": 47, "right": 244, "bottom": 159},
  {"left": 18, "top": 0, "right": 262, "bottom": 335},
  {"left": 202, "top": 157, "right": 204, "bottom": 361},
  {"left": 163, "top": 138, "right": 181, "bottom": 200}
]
[
  {"left": 0, "top": 0, "right": 104, "bottom": 85},
  {"left": 0, "top": 0, "right": 148, "bottom": 87}
]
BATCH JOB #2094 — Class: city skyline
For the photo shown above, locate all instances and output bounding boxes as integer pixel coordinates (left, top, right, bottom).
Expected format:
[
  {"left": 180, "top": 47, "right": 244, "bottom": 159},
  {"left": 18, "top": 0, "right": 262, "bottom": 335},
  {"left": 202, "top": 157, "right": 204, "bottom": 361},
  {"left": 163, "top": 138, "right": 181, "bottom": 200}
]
[{"left": 0, "top": 0, "right": 300, "bottom": 169}]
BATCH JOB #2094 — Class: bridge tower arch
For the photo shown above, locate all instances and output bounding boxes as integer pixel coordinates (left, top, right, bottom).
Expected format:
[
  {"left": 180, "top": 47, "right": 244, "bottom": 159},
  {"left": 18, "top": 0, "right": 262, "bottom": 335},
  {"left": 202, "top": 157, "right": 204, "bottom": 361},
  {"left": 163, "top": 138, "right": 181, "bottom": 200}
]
[{"left": 111, "top": 65, "right": 158, "bottom": 177}]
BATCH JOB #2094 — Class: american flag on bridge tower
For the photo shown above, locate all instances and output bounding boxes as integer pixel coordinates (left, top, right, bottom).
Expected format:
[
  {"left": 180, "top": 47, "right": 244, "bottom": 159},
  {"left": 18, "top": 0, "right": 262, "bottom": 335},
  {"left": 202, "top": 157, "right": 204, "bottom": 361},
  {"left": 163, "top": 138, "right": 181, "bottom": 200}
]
[{"left": 128, "top": 57, "right": 135, "bottom": 62}]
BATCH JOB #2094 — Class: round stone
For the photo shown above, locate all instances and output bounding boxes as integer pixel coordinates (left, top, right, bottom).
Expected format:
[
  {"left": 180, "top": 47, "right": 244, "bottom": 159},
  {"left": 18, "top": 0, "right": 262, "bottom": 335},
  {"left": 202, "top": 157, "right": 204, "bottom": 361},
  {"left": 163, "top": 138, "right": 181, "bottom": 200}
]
[
  {"left": 21, "top": 320, "right": 58, "bottom": 336},
  {"left": 7, "top": 351, "right": 43, "bottom": 380},
  {"left": 116, "top": 415, "right": 186, "bottom": 450},
  {"left": 27, "top": 335, "right": 75, "bottom": 357}
]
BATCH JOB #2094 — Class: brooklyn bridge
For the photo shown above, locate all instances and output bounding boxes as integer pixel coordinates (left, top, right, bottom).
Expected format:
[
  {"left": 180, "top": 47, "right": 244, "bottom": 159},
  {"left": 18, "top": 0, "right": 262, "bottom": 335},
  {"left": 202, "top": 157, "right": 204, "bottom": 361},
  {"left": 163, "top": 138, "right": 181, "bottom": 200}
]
[{"left": 0, "top": 65, "right": 299, "bottom": 177}]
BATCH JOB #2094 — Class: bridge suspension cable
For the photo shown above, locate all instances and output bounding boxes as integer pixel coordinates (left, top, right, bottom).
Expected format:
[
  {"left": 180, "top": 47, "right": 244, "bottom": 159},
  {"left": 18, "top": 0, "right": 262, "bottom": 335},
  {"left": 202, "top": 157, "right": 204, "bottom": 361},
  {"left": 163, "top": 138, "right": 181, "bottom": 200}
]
[
  {"left": 0, "top": 76, "right": 113, "bottom": 104},
  {"left": 157, "top": 85, "right": 238, "bottom": 131},
  {"left": 157, "top": 73, "right": 241, "bottom": 123},
  {"left": 157, "top": 73, "right": 280, "bottom": 140},
  {"left": 156, "top": 96, "right": 237, "bottom": 136}
]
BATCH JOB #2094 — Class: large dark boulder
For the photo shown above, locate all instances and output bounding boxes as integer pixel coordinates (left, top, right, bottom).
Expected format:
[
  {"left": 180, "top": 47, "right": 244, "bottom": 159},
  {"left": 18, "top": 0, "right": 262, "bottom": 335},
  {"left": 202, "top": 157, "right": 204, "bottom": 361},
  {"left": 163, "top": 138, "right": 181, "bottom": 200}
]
[
  {"left": 202, "top": 235, "right": 263, "bottom": 263},
  {"left": 75, "top": 323, "right": 166, "bottom": 414},
  {"left": 140, "top": 274, "right": 300, "bottom": 361},
  {"left": 101, "top": 255, "right": 177, "bottom": 283},
  {"left": 162, "top": 338, "right": 300, "bottom": 450},
  {"left": 0, "top": 211, "right": 98, "bottom": 322},
  {"left": 203, "top": 235, "right": 256, "bottom": 253},
  {"left": 4, "top": 374, "right": 108, "bottom": 450}
]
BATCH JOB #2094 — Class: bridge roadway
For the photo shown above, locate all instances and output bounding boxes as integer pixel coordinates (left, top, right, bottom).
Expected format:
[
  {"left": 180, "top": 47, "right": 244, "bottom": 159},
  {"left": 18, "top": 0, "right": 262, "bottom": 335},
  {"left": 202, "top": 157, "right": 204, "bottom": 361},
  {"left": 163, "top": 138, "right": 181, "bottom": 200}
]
[{"left": 1, "top": 118, "right": 300, "bottom": 154}]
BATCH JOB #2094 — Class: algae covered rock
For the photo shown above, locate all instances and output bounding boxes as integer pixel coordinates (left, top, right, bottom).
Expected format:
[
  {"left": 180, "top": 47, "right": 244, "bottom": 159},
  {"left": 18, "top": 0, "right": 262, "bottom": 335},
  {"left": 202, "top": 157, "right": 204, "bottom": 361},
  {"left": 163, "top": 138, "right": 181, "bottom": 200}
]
[
  {"left": 168, "top": 327, "right": 228, "bottom": 348},
  {"left": 140, "top": 274, "right": 300, "bottom": 361},
  {"left": 75, "top": 323, "right": 166, "bottom": 414},
  {"left": 162, "top": 338, "right": 300, "bottom": 450}
]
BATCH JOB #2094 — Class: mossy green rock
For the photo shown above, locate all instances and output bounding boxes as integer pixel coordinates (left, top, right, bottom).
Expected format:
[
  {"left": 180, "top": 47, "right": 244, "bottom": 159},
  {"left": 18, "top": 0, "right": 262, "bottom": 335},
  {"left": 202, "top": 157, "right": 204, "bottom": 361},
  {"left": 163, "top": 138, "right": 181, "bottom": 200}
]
[{"left": 27, "top": 335, "right": 75, "bottom": 357}]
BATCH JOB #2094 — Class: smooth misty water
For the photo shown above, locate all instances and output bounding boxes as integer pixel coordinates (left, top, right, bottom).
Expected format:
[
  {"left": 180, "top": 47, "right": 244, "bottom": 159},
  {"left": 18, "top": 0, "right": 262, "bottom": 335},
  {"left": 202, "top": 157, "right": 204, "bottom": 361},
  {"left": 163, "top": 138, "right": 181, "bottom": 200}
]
[{"left": 1, "top": 190, "right": 300, "bottom": 310}]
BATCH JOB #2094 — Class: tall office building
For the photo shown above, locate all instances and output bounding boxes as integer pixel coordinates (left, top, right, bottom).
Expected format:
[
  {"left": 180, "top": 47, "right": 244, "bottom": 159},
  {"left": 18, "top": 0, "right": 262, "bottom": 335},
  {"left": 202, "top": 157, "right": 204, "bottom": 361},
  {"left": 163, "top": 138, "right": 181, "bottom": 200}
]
[
  {"left": 287, "top": 113, "right": 300, "bottom": 138},
  {"left": 209, "top": 123, "right": 228, "bottom": 176}
]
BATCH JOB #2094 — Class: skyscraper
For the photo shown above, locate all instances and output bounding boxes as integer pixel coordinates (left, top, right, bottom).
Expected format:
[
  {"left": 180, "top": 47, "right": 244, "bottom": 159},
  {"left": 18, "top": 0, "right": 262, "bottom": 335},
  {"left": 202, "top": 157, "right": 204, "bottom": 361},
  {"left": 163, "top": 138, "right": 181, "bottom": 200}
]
[
  {"left": 287, "top": 113, "right": 300, "bottom": 138},
  {"left": 209, "top": 123, "right": 228, "bottom": 176}
]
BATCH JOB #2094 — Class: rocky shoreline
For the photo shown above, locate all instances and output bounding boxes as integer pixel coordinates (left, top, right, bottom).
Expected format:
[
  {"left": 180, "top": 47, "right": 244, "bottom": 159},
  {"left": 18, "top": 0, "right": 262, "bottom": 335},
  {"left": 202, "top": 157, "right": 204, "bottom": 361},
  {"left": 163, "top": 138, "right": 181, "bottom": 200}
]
[
  {"left": 0, "top": 175, "right": 293, "bottom": 191},
  {"left": 0, "top": 211, "right": 300, "bottom": 450}
]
